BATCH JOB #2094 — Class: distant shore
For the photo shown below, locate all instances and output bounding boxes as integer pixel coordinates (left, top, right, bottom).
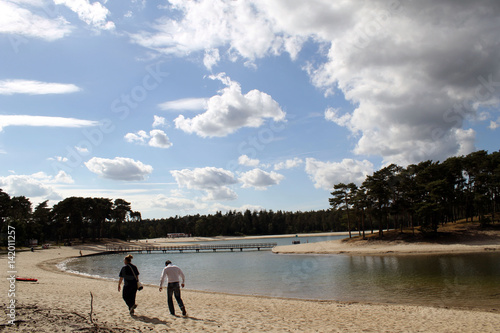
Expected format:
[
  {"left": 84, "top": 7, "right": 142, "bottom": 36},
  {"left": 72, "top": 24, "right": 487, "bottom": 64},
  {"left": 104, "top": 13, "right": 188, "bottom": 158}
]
[
  {"left": 129, "top": 229, "right": 500, "bottom": 256},
  {"left": 272, "top": 234, "right": 500, "bottom": 255},
  {"left": 272, "top": 223, "right": 500, "bottom": 255}
]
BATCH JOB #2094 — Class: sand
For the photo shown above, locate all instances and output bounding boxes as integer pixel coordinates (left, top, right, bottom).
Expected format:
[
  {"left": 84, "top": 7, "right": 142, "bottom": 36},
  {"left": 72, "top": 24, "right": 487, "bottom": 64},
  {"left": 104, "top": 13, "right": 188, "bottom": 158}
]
[
  {"left": 272, "top": 233, "right": 500, "bottom": 255},
  {"left": 1, "top": 236, "right": 500, "bottom": 332}
]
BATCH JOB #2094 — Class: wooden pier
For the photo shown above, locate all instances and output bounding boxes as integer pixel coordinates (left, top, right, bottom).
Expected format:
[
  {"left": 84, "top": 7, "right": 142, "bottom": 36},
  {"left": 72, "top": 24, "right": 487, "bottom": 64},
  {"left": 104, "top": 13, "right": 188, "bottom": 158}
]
[{"left": 105, "top": 243, "right": 277, "bottom": 253}]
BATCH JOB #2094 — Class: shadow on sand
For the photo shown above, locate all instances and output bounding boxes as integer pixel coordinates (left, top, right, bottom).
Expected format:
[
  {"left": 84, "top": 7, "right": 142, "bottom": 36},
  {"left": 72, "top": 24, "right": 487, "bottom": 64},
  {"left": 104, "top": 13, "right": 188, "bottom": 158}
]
[
  {"left": 131, "top": 314, "right": 169, "bottom": 325},
  {"left": 132, "top": 313, "right": 217, "bottom": 325}
]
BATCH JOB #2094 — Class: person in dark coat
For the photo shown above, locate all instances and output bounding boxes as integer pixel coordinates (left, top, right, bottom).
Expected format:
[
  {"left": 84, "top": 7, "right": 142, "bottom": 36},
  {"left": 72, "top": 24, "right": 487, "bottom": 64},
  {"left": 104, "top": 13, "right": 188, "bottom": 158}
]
[{"left": 118, "top": 254, "right": 140, "bottom": 314}]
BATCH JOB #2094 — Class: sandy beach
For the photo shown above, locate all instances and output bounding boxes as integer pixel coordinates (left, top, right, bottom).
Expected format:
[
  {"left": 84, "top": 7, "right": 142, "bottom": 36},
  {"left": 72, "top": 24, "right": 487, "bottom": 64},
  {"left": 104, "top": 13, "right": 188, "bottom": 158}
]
[{"left": 2, "top": 235, "right": 500, "bottom": 332}]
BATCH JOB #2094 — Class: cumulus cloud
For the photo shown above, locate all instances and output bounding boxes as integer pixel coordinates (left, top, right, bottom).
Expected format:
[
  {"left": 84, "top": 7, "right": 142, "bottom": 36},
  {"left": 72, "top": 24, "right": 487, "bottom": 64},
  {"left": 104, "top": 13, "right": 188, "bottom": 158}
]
[
  {"left": 274, "top": 157, "right": 303, "bottom": 170},
  {"left": 202, "top": 187, "right": 238, "bottom": 201},
  {"left": 239, "top": 168, "right": 284, "bottom": 190},
  {"left": 305, "top": 158, "right": 373, "bottom": 190},
  {"left": 305, "top": 1, "right": 500, "bottom": 165},
  {"left": 54, "top": 0, "right": 115, "bottom": 30},
  {"left": 148, "top": 129, "right": 173, "bottom": 148},
  {"left": 171, "top": 167, "right": 237, "bottom": 189},
  {"left": 124, "top": 129, "right": 173, "bottom": 149},
  {"left": 174, "top": 73, "right": 286, "bottom": 137},
  {"left": 0, "top": 115, "right": 99, "bottom": 132},
  {"left": 130, "top": 0, "right": 303, "bottom": 68},
  {"left": 170, "top": 167, "right": 238, "bottom": 201},
  {"left": 0, "top": 1, "right": 72, "bottom": 41},
  {"left": 0, "top": 171, "right": 73, "bottom": 200},
  {"left": 85, "top": 157, "right": 153, "bottom": 181},
  {"left": 238, "top": 154, "right": 260, "bottom": 167},
  {"left": 0, "top": 80, "right": 80, "bottom": 95},
  {"left": 133, "top": 0, "right": 500, "bottom": 165}
]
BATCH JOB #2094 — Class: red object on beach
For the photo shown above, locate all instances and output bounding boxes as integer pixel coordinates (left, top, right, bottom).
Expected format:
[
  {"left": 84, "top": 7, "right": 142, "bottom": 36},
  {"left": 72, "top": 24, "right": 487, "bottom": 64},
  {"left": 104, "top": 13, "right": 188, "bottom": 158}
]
[{"left": 16, "top": 277, "right": 38, "bottom": 282}]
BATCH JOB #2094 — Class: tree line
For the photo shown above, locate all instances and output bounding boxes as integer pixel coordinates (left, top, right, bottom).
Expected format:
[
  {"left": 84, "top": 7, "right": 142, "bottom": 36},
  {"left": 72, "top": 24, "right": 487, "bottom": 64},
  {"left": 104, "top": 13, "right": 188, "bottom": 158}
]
[
  {"left": 0, "top": 189, "right": 342, "bottom": 245},
  {"left": 1, "top": 150, "right": 498, "bottom": 245},
  {"left": 330, "top": 150, "right": 500, "bottom": 238}
]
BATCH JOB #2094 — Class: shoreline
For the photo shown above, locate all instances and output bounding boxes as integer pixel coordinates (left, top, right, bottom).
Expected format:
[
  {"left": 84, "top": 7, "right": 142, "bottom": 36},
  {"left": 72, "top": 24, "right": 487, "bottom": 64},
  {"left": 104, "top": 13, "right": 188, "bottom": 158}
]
[
  {"left": 2, "top": 237, "right": 500, "bottom": 332},
  {"left": 272, "top": 237, "right": 500, "bottom": 256}
]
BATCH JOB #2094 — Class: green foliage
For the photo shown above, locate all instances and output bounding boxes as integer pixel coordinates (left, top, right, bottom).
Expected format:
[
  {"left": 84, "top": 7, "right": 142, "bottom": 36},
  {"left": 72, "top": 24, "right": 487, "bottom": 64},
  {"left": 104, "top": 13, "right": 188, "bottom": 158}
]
[{"left": 329, "top": 150, "right": 500, "bottom": 235}]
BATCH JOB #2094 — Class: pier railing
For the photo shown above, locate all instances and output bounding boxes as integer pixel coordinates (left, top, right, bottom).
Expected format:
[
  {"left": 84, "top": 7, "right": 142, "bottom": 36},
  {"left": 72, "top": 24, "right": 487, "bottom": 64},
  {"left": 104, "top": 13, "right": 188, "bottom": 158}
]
[{"left": 105, "top": 243, "right": 277, "bottom": 253}]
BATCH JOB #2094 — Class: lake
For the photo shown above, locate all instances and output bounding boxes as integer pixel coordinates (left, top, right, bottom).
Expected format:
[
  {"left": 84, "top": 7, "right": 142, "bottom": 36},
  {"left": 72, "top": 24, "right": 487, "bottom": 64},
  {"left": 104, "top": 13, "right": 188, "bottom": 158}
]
[{"left": 61, "top": 235, "right": 500, "bottom": 310}]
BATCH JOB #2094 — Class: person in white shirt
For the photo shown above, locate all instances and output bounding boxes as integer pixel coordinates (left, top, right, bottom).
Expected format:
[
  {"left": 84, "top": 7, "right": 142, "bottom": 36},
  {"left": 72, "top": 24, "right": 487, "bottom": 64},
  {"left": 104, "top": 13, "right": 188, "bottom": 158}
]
[{"left": 159, "top": 260, "right": 187, "bottom": 316}]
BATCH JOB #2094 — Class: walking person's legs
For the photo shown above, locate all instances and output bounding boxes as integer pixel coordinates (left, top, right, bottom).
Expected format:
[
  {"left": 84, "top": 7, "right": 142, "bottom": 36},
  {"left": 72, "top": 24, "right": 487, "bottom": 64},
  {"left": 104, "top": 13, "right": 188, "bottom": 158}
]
[
  {"left": 167, "top": 284, "right": 176, "bottom": 315},
  {"left": 173, "top": 285, "right": 186, "bottom": 316},
  {"left": 123, "top": 284, "right": 138, "bottom": 314}
]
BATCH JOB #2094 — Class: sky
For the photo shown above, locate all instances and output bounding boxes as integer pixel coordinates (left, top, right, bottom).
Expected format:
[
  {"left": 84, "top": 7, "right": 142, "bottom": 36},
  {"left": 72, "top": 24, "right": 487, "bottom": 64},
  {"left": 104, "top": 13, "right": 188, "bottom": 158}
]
[{"left": 0, "top": 0, "right": 499, "bottom": 219}]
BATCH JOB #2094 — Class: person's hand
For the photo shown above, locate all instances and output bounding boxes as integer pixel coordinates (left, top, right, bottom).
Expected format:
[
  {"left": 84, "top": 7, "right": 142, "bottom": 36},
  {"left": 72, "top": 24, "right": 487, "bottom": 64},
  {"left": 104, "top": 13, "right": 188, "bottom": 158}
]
[
  {"left": 159, "top": 287, "right": 162, "bottom": 292},
  {"left": 118, "top": 285, "right": 121, "bottom": 292},
  {"left": 181, "top": 283, "right": 185, "bottom": 288}
]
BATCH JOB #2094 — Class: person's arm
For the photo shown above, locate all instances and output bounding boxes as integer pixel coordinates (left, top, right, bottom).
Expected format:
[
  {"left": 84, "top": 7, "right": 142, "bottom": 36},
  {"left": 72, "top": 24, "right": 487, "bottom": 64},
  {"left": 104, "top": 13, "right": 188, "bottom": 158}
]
[
  {"left": 159, "top": 268, "right": 167, "bottom": 291},
  {"left": 118, "top": 277, "right": 123, "bottom": 291}
]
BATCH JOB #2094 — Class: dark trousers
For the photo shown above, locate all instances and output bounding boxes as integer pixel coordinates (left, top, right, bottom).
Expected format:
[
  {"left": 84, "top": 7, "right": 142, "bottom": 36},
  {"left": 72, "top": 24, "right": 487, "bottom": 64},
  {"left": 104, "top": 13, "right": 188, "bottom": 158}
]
[
  {"left": 122, "top": 283, "right": 138, "bottom": 310},
  {"left": 167, "top": 282, "right": 185, "bottom": 315}
]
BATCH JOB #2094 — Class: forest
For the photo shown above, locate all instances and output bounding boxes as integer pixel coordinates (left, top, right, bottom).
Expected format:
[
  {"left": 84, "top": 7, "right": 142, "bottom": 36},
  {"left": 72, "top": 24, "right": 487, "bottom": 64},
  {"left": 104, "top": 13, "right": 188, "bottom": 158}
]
[{"left": 1, "top": 150, "right": 499, "bottom": 246}]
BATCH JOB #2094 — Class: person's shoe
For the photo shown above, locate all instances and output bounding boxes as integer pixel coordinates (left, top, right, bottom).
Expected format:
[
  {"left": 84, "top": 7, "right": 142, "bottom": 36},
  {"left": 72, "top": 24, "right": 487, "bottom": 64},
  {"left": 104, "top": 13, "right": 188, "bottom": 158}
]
[
  {"left": 182, "top": 308, "right": 187, "bottom": 317},
  {"left": 130, "top": 308, "right": 135, "bottom": 315}
]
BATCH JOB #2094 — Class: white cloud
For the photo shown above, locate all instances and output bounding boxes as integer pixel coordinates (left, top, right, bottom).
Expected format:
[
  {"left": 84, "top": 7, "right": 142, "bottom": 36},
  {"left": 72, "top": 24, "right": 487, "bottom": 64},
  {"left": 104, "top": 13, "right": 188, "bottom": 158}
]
[
  {"left": 0, "top": 171, "right": 73, "bottom": 200},
  {"left": 305, "top": 158, "right": 373, "bottom": 190},
  {"left": 85, "top": 157, "right": 153, "bottom": 181},
  {"left": 130, "top": 0, "right": 300, "bottom": 67},
  {"left": 54, "top": 0, "right": 115, "bottom": 30},
  {"left": 239, "top": 168, "right": 284, "bottom": 190},
  {"left": 210, "top": 203, "right": 264, "bottom": 214},
  {"left": 203, "top": 187, "right": 238, "bottom": 201},
  {"left": 204, "top": 48, "right": 220, "bottom": 71},
  {"left": 52, "top": 170, "right": 74, "bottom": 184},
  {"left": 158, "top": 98, "right": 208, "bottom": 111},
  {"left": 238, "top": 154, "right": 260, "bottom": 167},
  {"left": 324, "top": 108, "right": 351, "bottom": 128},
  {"left": 152, "top": 194, "right": 203, "bottom": 211},
  {"left": 31, "top": 170, "right": 74, "bottom": 184},
  {"left": 75, "top": 146, "right": 90, "bottom": 154},
  {"left": 152, "top": 115, "right": 167, "bottom": 128},
  {"left": 170, "top": 166, "right": 238, "bottom": 201},
  {"left": 274, "top": 157, "right": 303, "bottom": 170},
  {"left": 49, "top": 156, "right": 69, "bottom": 163},
  {"left": 124, "top": 130, "right": 149, "bottom": 144},
  {"left": 134, "top": 0, "right": 500, "bottom": 165},
  {"left": 0, "top": 115, "right": 99, "bottom": 132},
  {"left": 148, "top": 129, "right": 173, "bottom": 148},
  {"left": 174, "top": 73, "right": 285, "bottom": 137},
  {"left": 0, "top": 80, "right": 80, "bottom": 95},
  {"left": 306, "top": 1, "right": 500, "bottom": 165},
  {"left": 171, "top": 167, "right": 238, "bottom": 190},
  {"left": 124, "top": 129, "right": 172, "bottom": 149},
  {"left": 0, "top": 1, "right": 72, "bottom": 41}
]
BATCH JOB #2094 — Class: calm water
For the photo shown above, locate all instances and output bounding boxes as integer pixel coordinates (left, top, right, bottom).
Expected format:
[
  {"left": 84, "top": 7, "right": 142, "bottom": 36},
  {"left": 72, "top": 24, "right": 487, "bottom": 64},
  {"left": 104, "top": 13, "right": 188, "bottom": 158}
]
[{"left": 62, "top": 236, "right": 500, "bottom": 310}]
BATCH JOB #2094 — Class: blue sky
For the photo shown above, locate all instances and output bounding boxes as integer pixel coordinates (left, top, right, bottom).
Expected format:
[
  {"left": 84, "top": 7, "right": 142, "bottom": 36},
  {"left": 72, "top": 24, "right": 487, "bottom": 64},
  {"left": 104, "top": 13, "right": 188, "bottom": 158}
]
[{"left": 1, "top": 0, "right": 499, "bottom": 219}]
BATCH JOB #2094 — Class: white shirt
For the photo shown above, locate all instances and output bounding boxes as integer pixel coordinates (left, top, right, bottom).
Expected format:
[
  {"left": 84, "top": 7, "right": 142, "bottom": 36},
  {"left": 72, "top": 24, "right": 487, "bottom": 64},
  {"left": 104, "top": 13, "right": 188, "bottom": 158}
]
[{"left": 159, "top": 264, "right": 185, "bottom": 287}]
